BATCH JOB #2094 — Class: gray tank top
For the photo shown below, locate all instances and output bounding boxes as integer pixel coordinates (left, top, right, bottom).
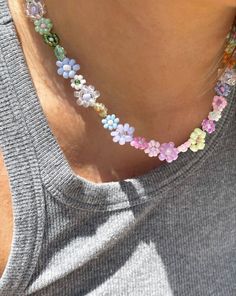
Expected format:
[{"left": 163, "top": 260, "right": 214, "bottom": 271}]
[{"left": 0, "top": 1, "right": 236, "bottom": 295}]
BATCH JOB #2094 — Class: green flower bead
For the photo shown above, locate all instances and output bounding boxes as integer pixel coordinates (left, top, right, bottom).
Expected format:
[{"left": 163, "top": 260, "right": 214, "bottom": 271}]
[
  {"left": 189, "top": 128, "right": 206, "bottom": 152},
  {"left": 34, "top": 17, "right": 53, "bottom": 35},
  {"left": 225, "top": 41, "right": 236, "bottom": 54},
  {"left": 43, "top": 33, "right": 60, "bottom": 47},
  {"left": 54, "top": 45, "right": 66, "bottom": 60}
]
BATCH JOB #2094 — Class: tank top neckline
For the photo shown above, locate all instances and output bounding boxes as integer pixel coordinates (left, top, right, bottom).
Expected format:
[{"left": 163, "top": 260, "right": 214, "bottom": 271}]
[{"left": 1, "top": 0, "right": 236, "bottom": 211}]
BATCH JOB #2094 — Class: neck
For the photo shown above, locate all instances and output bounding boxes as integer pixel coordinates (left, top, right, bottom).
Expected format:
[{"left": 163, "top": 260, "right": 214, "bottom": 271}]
[
  {"left": 46, "top": 1, "right": 235, "bottom": 110},
  {"left": 7, "top": 0, "right": 236, "bottom": 181},
  {"left": 14, "top": 1, "right": 236, "bottom": 119}
]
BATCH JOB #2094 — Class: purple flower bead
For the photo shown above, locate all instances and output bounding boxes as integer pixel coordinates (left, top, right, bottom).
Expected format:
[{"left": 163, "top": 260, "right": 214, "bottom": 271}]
[
  {"left": 201, "top": 119, "right": 215, "bottom": 134},
  {"left": 56, "top": 58, "right": 80, "bottom": 79},
  {"left": 158, "top": 142, "right": 179, "bottom": 163},
  {"left": 111, "top": 123, "right": 135, "bottom": 145},
  {"left": 214, "top": 81, "right": 231, "bottom": 97},
  {"left": 25, "top": 0, "right": 46, "bottom": 20}
]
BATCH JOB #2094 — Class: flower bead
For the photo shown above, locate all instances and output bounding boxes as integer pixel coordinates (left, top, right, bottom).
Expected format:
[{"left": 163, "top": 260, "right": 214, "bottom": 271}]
[
  {"left": 158, "top": 142, "right": 179, "bottom": 163},
  {"left": 220, "top": 69, "right": 236, "bottom": 86},
  {"left": 189, "top": 128, "right": 206, "bottom": 152},
  {"left": 25, "top": 0, "right": 46, "bottom": 21},
  {"left": 225, "top": 77, "right": 236, "bottom": 86},
  {"left": 214, "top": 81, "right": 231, "bottom": 97},
  {"left": 177, "top": 140, "right": 191, "bottom": 153},
  {"left": 130, "top": 137, "right": 148, "bottom": 150},
  {"left": 71, "top": 75, "right": 86, "bottom": 90},
  {"left": 208, "top": 110, "right": 222, "bottom": 122},
  {"left": 101, "top": 114, "right": 120, "bottom": 131},
  {"left": 74, "top": 85, "right": 100, "bottom": 108},
  {"left": 225, "top": 36, "right": 236, "bottom": 54},
  {"left": 34, "top": 17, "right": 53, "bottom": 35},
  {"left": 201, "top": 119, "right": 216, "bottom": 134},
  {"left": 221, "top": 69, "right": 236, "bottom": 86},
  {"left": 212, "top": 96, "right": 227, "bottom": 112},
  {"left": 110, "top": 123, "right": 135, "bottom": 145},
  {"left": 56, "top": 58, "right": 80, "bottom": 79},
  {"left": 144, "top": 140, "right": 160, "bottom": 157}
]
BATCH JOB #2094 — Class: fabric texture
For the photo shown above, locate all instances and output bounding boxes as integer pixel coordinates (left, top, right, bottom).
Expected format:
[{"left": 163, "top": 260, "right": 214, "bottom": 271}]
[{"left": 0, "top": 0, "right": 236, "bottom": 295}]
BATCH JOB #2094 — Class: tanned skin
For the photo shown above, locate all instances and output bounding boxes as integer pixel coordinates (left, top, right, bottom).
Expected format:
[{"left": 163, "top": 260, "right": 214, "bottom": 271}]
[{"left": 0, "top": 0, "right": 235, "bottom": 275}]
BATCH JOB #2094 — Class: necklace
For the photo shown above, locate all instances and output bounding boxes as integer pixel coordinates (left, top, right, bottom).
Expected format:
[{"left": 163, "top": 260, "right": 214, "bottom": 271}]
[{"left": 24, "top": 1, "right": 236, "bottom": 163}]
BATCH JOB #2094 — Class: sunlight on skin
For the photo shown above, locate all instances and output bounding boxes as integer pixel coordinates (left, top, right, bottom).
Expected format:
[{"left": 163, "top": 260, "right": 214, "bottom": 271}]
[
  {"left": 0, "top": 0, "right": 235, "bottom": 278},
  {"left": 6, "top": 0, "right": 236, "bottom": 180}
]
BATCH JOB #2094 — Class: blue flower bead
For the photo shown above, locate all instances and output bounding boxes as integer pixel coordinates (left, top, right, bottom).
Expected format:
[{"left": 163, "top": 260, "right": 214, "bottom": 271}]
[
  {"left": 56, "top": 58, "right": 80, "bottom": 79},
  {"left": 101, "top": 114, "right": 120, "bottom": 130}
]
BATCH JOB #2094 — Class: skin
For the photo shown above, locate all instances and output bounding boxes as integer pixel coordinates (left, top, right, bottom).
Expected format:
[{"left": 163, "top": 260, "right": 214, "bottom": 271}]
[{"left": 0, "top": 0, "right": 235, "bottom": 276}]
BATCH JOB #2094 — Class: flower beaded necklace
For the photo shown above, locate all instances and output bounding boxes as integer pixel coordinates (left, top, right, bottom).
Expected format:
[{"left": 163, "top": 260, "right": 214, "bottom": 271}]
[{"left": 25, "top": 0, "right": 236, "bottom": 163}]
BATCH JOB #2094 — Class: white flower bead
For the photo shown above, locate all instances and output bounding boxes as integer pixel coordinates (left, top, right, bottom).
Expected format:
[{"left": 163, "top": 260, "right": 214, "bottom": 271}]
[
  {"left": 74, "top": 85, "right": 100, "bottom": 108},
  {"left": 71, "top": 74, "right": 86, "bottom": 90},
  {"left": 208, "top": 110, "right": 222, "bottom": 122}
]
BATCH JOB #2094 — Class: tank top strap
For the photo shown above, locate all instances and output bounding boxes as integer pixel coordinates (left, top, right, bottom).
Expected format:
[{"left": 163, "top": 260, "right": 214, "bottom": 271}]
[
  {"left": 0, "top": 0, "right": 12, "bottom": 25},
  {"left": 0, "top": 1, "right": 45, "bottom": 293}
]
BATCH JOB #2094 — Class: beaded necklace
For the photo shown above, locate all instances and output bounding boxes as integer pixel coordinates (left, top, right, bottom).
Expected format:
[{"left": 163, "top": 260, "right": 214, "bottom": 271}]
[{"left": 24, "top": 0, "right": 236, "bottom": 163}]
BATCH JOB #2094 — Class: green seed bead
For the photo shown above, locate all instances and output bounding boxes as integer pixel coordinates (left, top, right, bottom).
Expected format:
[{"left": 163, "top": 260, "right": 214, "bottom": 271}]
[
  {"left": 43, "top": 33, "right": 60, "bottom": 48},
  {"left": 54, "top": 45, "right": 66, "bottom": 61}
]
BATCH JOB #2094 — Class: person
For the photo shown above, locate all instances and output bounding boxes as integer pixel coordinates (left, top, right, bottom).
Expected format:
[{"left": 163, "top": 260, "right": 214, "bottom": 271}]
[{"left": 0, "top": 0, "right": 235, "bottom": 295}]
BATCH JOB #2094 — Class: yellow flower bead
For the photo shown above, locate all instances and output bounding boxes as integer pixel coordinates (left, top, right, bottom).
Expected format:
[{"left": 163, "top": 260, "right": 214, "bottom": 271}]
[{"left": 189, "top": 128, "right": 206, "bottom": 152}]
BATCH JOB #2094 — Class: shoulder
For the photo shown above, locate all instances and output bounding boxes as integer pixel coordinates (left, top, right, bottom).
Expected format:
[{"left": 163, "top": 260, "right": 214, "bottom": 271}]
[
  {"left": 0, "top": 149, "right": 12, "bottom": 199},
  {"left": 0, "top": 149, "right": 13, "bottom": 277}
]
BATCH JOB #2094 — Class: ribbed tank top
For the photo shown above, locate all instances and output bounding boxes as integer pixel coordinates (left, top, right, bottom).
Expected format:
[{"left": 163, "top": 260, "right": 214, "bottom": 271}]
[{"left": 0, "top": 1, "right": 236, "bottom": 295}]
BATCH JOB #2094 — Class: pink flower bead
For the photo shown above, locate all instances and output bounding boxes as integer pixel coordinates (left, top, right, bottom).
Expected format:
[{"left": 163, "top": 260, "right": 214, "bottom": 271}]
[
  {"left": 144, "top": 140, "right": 160, "bottom": 157},
  {"left": 158, "top": 142, "right": 179, "bottom": 163},
  {"left": 177, "top": 140, "right": 191, "bottom": 153},
  {"left": 212, "top": 96, "right": 227, "bottom": 112},
  {"left": 201, "top": 119, "right": 216, "bottom": 134},
  {"left": 130, "top": 137, "right": 148, "bottom": 150}
]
